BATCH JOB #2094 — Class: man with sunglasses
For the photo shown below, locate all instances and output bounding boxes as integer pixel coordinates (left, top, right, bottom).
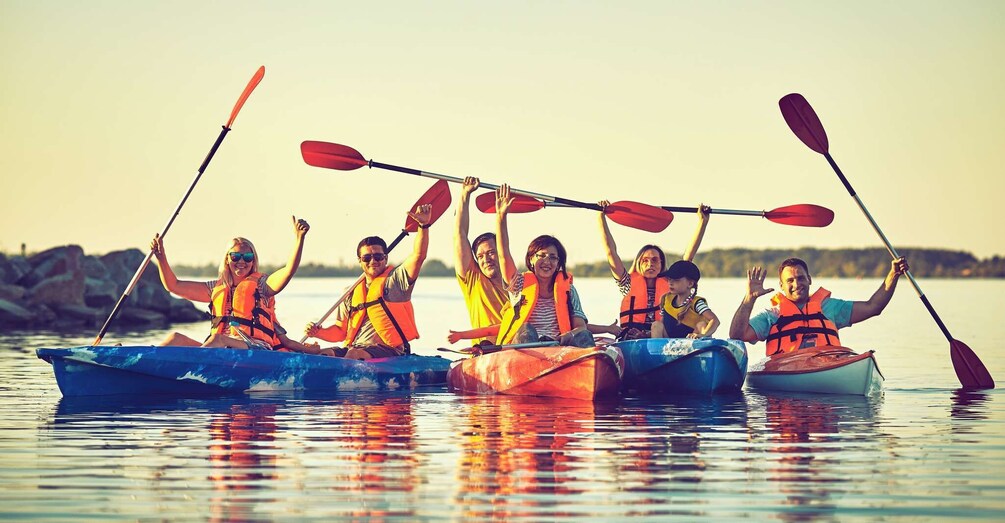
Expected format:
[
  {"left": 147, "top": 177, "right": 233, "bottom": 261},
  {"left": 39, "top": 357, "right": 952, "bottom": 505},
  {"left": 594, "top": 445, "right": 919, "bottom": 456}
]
[
  {"left": 305, "top": 204, "right": 433, "bottom": 359},
  {"left": 451, "top": 177, "right": 509, "bottom": 343}
]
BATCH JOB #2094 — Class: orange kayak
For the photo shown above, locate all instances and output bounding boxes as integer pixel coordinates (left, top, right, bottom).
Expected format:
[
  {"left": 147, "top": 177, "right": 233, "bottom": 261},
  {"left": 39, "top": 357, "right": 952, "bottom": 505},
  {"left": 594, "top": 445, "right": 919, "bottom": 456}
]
[
  {"left": 746, "top": 346, "right": 884, "bottom": 396},
  {"left": 447, "top": 345, "right": 624, "bottom": 401}
]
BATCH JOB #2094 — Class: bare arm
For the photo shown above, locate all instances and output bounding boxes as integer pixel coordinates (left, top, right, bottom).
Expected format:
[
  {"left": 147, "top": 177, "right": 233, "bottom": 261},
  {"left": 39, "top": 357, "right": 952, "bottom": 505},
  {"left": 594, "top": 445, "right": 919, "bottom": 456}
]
[
  {"left": 305, "top": 320, "right": 347, "bottom": 343},
  {"left": 495, "top": 185, "right": 518, "bottom": 286},
  {"left": 150, "top": 234, "right": 211, "bottom": 302},
  {"left": 849, "top": 257, "right": 909, "bottom": 325},
  {"left": 453, "top": 177, "right": 479, "bottom": 278},
  {"left": 265, "top": 216, "right": 310, "bottom": 294},
  {"left": 682, "top": 204, "right": 710, "bottom": 262},
  {"left": 597, "top": 200, "right": 627, "bottom": 279},
  {"left": 729, "top": 266, "right": 773, "bottom": 342},
  {"left": 447, "top": 324, "right": 501, "bottom": 344},
  {"left": 402, "top": 204, "right": 432, "bottom": 281}
]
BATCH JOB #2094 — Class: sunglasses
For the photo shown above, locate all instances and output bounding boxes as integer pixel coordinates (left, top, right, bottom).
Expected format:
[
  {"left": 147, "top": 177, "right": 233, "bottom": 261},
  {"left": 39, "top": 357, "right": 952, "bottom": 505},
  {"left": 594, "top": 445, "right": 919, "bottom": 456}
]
[
  {"left": 228, "top": 252, "right": 255, "bottom": 263},
  {"left": 360, "top": 253, "right": 387, "bottom": 263}
]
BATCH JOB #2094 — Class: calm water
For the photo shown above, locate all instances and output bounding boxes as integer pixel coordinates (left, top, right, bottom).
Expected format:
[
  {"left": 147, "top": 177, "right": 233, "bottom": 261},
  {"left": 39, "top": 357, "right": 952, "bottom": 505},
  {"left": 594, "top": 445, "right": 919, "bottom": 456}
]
[{"left": 2, "top": 277, "right": 1004, "bottom": 520}]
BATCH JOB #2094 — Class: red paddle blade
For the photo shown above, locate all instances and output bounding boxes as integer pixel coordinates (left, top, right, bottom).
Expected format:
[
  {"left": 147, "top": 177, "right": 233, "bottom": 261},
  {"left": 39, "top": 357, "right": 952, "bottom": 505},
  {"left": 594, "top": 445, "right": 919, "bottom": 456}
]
[
  {"left": 301, "top": 141, "right": 368, "bottom": 170},
  {"left": 950, "top": 339, "right": 995, "bottom": 389},
  {"left": 226, "top": 66, "right": 266, "bottom": 128},
  {"left": 764, "top": 204, "right": 835, "bottom": 227},
  {"left": 606, "top": 201, "right": 673, "bottom": 233},
  {"left": 779, "top": 93, "right": 829, "bottom": 155},
  {"left": 404, "top": 180, "right": 452, "bottom": 232},
  {"left": 474, "top": 192, "right": 545, "bottom": 213}
]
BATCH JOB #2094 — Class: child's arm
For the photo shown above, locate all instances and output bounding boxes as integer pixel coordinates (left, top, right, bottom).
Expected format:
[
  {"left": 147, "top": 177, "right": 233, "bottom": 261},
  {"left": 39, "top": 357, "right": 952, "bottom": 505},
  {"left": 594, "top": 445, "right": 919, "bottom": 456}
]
[
  {"left": 682, "top": 204, "right": 711, "bottom": 262},
  {"left": 587, "top": 321, "right": 621, "bottom": 336},
  {"left": 691, "top": 309, "right": 720, "bottom": 338}
]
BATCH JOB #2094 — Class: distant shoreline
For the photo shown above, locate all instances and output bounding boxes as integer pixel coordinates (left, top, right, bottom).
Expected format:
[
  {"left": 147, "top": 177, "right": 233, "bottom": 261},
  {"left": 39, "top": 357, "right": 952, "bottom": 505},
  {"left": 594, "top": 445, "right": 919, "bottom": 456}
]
[{"left": 165, "top": 246, "right": 1004, "bottom": 279}]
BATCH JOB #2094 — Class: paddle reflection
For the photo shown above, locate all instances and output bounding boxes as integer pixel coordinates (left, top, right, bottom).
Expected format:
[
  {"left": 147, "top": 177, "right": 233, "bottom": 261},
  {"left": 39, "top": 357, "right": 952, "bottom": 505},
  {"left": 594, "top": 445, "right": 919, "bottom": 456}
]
[
  {"left": 208, "top": 402, "right": 279, "bottom": 522},
  {"left": 453, "top": 395, "right": 614, "bottom": 519},
  {"left": 950, "top": 389, "right": 992, "bottom": 422},
  {"left": 756, "top": 393, "right": 882, "bottom": 520}
]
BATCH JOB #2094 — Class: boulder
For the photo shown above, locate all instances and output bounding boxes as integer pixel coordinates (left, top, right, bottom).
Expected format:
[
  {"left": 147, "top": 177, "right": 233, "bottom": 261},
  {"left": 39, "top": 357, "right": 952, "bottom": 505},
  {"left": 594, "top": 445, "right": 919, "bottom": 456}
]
[
  {"left": 27, "top": 303, "right": 56, "bottom": 325},
  {"left": 21, "top": 245, "right": 83, "bottom": 288},
  {"left": 0, "top": 254, "right": 31, "bottom": 285},
  {"left": 0, "top": 282, "right": 26, "bottom": 302},
  {"left": 53, "top": 303, "right": 104, "bottom": 325},
  {"left": 100, "top": 249, "right": 146, "bottom": 294},
  {"left": 0, "top": 298, "right": 34, "bottom": 326},
  {"left": 27, "top": 269, "right": 86, "bottom": 306},
  {"left": 169, "top": 299, "right": 208, "bottom": 322},
  {"left": 82, "top": 255, "right": 109, "bottom": 280},
  {"left": 117, "top": 306, "right": 168, "bottom": 326},
  {"left": 84, "top": 277, "right": 119, "bottom": 308}
]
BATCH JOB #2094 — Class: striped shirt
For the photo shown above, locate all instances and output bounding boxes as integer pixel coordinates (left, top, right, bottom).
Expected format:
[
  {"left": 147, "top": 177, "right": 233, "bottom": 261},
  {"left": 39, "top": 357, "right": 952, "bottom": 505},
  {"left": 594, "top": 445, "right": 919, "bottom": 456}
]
[{"left": 508, "top": 273, "right": 588, "bottom": 339}]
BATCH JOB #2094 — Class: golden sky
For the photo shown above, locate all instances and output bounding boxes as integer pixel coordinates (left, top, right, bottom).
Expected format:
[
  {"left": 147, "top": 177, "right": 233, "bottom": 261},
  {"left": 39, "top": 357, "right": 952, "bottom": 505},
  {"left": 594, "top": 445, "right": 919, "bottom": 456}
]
[{"left": 2, "top": 1, "right": 1002, "bottom": 265}]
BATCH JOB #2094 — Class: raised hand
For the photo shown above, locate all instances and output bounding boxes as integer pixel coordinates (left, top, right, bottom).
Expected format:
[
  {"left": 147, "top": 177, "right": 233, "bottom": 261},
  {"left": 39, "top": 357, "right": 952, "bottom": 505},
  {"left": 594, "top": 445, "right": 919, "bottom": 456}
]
[
  {"left": 292, "top": 215, "right": 310, "bottom": 238},
  {"left": 461, "top": 176, "right": 480, "bottom": 198},
  {"left": 891, "top": 257, "right": 909, "bottom": 277},
  {"left": 746, "top": 266, "right": 774, "bottom": 301},
  {"left": 697, "top": 203, "right": 711, "bottom": 223},
  {"left": 408, "top": 204, "right": 433, "bottom": 227},
  {"left": 496, "top": 184, "right": 515, "bottom": 215}
]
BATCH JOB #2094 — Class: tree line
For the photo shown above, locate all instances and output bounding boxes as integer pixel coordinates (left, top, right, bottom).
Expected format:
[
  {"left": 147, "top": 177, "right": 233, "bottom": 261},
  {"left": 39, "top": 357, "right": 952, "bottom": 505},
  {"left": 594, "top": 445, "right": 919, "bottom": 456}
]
[{"left": 170, "top": 247, "right": 1005, "bottom": 278}]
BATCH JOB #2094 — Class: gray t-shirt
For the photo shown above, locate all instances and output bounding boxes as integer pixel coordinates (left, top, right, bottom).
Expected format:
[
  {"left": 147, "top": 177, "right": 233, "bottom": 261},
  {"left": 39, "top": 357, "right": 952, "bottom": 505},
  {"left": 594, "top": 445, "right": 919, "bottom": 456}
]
[{"left": 334, "top": 265, "right": 415, "bottom": 347}]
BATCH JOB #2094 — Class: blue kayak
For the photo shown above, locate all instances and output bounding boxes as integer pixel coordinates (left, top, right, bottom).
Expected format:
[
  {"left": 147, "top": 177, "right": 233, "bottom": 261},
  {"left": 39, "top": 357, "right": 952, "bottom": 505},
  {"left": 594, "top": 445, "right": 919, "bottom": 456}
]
[
  {"left": 36, "top": 346, "right": 451, "bottom": 397},
  {"left": 612, "top": 338, "right": 748, "bottom": 394}
]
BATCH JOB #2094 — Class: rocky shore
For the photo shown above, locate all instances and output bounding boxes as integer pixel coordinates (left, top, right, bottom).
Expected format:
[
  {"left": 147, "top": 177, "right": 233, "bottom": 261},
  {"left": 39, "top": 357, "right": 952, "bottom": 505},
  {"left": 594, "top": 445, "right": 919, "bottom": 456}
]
[{"left": 0, "top": 245, "right": 204, "bottom": 330}]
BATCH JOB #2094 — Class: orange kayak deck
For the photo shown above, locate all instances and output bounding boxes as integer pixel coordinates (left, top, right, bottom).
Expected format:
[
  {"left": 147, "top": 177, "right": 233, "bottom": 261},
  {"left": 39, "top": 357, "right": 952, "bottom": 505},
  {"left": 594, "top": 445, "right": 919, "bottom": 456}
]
[{"left": 447, "top": 345, "right": 625, "bottom": 401}]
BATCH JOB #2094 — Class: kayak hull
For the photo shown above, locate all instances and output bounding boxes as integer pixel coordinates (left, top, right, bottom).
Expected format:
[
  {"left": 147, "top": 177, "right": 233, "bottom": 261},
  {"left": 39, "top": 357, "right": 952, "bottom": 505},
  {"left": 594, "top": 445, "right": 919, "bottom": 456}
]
[
  {"left": 36, "top": 346, "right": 451, "bottom": 397},
  {"left": 447, "top": 345, "right": 624, "bottom": 401},
  {"left": 746, "top": 346, "right": 884, "bottom": 396},
  {"left": 614, "top": 338, "right": 748, "bottom": 394}
]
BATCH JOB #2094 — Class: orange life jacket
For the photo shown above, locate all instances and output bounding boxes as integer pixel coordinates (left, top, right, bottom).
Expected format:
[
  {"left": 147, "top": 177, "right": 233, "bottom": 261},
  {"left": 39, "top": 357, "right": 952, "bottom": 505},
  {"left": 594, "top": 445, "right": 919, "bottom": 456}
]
[
  {"left": 765, "top": 287, "right": 841, "bottom": 356},
  {"left": 619, "top": 272, "right": 670, "bottom": 331},
  {"left": 209, "top": 272, "right": 283, "bottom": 349},
  {"left": 496, "top": 271, "right": 574, "bottom": 345},
  {"left": 344, "top": 265, "right": 419, "bottom": 352}
]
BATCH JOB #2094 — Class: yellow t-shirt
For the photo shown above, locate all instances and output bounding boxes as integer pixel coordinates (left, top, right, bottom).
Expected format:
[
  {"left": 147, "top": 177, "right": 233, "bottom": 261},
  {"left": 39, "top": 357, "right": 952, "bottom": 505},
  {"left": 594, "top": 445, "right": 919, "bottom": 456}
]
[{"left": 457, "top": 265, "right": 507, "bottom": 333}]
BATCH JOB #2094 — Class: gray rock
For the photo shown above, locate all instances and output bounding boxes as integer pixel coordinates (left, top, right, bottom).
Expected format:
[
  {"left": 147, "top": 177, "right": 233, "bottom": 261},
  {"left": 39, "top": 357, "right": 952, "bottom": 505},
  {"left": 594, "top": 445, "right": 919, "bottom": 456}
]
[
  {"left": 27, "top": 269, "right": 86, "bottom": 306},
  {"left": 0, "top": 282, "right": 26, "bottom": 302},
  {"left": 84, "top": 277, "right": 119, "bottom": 308},
  {"left": 169, "top": 299, "right": 207, "bottom": 322},
  {"left": 0, "top": 298, "right": 34, "bottom": 326},
  {"left": 21, "top": 245, "right": 83, "bottom": 288},
  {"left": 0, "top": 254, "right": 31, "bottom": 285},
  {"left": 82, "top": 255, "right": 109, "bottom": 280},
  {"left": 27, "top": 303, "right": 56, "bottom": 325},
  {"left": 53, "top": 303, "right": 104, "bottom": 324},
  {"left": 118, "top": 306, "right": 168, "bottom": 326}
]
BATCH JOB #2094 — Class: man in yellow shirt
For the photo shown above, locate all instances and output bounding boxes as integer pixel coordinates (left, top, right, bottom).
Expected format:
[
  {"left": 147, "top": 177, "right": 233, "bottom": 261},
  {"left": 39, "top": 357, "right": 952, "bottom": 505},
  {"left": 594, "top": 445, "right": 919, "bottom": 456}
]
[{"left": 452, "top": 177, "right": 508, "bottom": 342}]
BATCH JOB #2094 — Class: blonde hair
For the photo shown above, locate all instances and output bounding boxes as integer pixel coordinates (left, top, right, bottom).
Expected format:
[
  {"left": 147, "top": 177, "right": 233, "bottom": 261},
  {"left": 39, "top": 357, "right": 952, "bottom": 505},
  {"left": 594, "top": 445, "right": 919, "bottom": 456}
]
[{"left": 218, "top": 237, "right": 259, "bottom": 287}]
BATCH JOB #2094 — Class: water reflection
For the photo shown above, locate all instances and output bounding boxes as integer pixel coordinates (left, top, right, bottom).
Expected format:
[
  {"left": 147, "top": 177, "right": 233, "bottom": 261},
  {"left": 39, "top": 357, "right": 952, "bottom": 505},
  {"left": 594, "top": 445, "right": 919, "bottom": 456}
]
[
  {"left": 453, "top": 396, "right": 615, "bottom": 519},
  {"left": 950, "top": 389, "right": 991, "bottom": 422},
  {"left": 753, "top": 393, "right": 883, "bottom": 521}
]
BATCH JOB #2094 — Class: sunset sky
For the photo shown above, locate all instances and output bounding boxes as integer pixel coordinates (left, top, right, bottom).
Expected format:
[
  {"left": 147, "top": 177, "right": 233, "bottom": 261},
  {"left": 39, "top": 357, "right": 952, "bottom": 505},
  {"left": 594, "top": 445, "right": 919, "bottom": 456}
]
[{"left": 2, "top": 1, "right": 1002, "bottom": 266}]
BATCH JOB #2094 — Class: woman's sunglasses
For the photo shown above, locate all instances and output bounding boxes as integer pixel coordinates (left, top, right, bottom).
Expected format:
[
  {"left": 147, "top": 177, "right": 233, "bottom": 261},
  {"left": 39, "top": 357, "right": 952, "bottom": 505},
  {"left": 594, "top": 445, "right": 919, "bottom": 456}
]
[
  {"left": 228, "top": 252, "right": 255, "bottom": 263},
  {"left": 360, "top": 253, "right": 387, "bottom": 263}
]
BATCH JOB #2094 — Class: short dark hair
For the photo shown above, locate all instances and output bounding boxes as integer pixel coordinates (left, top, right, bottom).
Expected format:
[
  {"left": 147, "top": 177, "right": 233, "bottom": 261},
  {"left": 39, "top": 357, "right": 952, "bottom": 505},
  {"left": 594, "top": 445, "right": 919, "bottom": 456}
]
[
  {"left": 525, "top": 235, "right": 568, "bottom": 278},
  {"left": 357, "top": 236, "right": 387, "bottom": 257},
  {"left": 778, "top": 257, "right": 810, "bottom": 279},
  {"left": 471, "top": 232, "right": 496, "bottom": 254}
]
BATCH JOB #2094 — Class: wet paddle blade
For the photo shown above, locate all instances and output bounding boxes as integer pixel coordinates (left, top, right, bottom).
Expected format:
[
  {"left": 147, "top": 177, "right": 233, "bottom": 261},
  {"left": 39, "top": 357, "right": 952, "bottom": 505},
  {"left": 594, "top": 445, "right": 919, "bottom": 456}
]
[
  {"left": 764, "top": 204, "right": 835, "bottom": 227},
  {"left": 475, "top": 191, "right": 545, "bottom": 213},
  {"left": 301, "top": 141, "right": 368, "bottom": 170},
  {"left": 605, "top": 200, "right": 673, "bottom": 233},
  {"left": 950, "top": 339, "right": 995, "bottom": 389},
  {"left": 779, "top": 93, "right": 829, "bottom": 155},
  {"left": 225, "top": 66, "right": 266, "bottom": 128},
  {"left": 403, "top": 180, "right": 452, "bottom": 232}
]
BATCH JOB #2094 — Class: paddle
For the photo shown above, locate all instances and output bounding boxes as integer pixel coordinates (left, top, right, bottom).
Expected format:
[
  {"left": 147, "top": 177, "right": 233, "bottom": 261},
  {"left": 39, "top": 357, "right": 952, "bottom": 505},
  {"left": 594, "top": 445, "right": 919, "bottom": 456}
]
[
  {"left": 298, "top": 180, "right": 452, "bottom": 343},
  {"left": 300, "top": 141, "right": 673, "bottom": 233},
  {"left": 436, "top": 340, "right": 560, "bottom": 356},
  {"left": 475, "top": 192, "right": 834, "bottom": 228},
  {"left": 92, "top": 66, "right": 266, "bottom": 346},
  {"left": 779, "top": 93, "right": 994, "bottom": 390}
]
